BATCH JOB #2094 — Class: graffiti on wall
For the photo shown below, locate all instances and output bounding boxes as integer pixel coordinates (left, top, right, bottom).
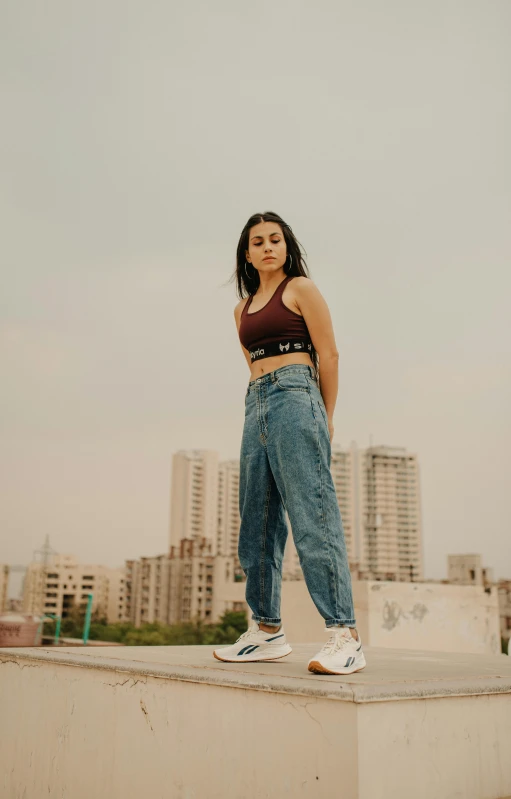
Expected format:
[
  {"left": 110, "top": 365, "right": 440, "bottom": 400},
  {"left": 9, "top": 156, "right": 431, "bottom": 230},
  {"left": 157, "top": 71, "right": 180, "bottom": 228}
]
[{"left": 382, "top": 601, "right": 429, "bottom": 630}]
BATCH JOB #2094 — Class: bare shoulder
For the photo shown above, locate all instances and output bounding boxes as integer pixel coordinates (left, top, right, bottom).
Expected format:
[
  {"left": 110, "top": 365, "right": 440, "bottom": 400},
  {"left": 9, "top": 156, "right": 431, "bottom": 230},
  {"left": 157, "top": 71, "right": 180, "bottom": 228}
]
[
  {"left": 293, "top": 275, "right": 324, "bottom": 300},
  {"left": 293, "top": 275, "right": 318, "bottom": 291},
  {"left": 234, "top": 296, "right": 250, "bottom": 310}
]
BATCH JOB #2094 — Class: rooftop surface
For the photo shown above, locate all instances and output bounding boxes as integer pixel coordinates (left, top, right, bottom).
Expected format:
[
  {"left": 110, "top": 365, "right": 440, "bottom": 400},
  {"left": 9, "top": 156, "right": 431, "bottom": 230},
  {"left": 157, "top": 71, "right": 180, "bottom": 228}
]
[{"left": 3, "top": 642, "right": 511, "bottom": 704}]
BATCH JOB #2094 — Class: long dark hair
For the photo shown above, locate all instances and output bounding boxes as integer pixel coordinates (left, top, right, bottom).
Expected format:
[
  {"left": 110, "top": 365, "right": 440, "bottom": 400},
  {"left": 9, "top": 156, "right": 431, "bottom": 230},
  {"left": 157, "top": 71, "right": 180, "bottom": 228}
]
[{"left": 231, "top": 210, "right": 319, "bottom": 381}]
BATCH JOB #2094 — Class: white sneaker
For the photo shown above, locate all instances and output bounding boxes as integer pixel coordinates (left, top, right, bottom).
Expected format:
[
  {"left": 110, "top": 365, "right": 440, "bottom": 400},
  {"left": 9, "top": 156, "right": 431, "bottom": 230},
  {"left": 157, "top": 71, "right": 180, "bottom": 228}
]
[
  {"left": 308, "top": 627, "right": 366, "bottom": 675},
  {"left": 213, "top": 619, "right": 292, "bottom": 663}
]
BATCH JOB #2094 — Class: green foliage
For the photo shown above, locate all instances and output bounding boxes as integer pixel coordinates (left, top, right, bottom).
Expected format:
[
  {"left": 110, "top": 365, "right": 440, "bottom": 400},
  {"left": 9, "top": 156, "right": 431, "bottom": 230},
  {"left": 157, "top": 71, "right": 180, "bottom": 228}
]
[{"left": 43, "top": 609, "right": 249, "bottom": 647}]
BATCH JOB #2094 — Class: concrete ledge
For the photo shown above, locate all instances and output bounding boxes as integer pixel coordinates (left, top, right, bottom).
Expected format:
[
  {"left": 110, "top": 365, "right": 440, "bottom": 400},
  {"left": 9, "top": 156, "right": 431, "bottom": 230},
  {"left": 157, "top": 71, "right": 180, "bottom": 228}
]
[
  {"left": 2, "top": 642, "right": 510, "bottom": 703},
  {"left": 1, "top": 644, "right": 511, "bottom": 798}
]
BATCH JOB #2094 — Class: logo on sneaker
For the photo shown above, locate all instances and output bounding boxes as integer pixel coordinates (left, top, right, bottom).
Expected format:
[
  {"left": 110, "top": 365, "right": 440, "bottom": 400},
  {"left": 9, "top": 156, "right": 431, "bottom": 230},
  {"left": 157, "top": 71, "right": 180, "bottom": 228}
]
[
  {"left": 345, "top": 656, "right": 356, "bottom": 667},
  {"left": 265, "top": 633, "right": 284, "bottom": 642},
  {"left": 237, "top": 644, "right": 259, "bottom": 656}
]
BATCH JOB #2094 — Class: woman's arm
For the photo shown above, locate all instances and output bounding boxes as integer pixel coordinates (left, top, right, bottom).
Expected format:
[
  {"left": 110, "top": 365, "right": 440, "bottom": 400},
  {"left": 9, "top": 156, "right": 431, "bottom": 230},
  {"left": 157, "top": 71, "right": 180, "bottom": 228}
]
[
  {"left": 234, "top": 300, "right": 253, "bottom": 370},
  {"left": 294, "top": 277, "right": 340, "bottom": 422}
]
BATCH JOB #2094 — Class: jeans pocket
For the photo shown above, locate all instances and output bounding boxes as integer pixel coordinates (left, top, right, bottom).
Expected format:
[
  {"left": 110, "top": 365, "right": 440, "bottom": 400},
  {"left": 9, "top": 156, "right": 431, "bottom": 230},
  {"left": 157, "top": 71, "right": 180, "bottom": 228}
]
[
  {"left": 275, "top": 372, "right": 309, "bottom": 392},
  {"left": 307, "top": 378, "right": 329, "bottom": 428}
]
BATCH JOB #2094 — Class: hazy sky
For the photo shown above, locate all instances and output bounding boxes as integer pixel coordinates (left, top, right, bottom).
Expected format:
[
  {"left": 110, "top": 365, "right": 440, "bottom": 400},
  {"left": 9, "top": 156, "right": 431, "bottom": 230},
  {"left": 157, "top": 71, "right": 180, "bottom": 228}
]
[{"left": 1, "top": 1, "right": 510, "bottom": 597}]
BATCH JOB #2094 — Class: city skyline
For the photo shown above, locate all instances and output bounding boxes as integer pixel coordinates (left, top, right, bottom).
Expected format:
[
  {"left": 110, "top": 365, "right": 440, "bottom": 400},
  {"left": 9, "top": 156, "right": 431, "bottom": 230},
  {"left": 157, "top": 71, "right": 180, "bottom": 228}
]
[
  {"left": 3, "top": 437, "right": 505, "bottom": 603},
  {"left": 2, "top": 2, "right": 510, "bottom": 590}
]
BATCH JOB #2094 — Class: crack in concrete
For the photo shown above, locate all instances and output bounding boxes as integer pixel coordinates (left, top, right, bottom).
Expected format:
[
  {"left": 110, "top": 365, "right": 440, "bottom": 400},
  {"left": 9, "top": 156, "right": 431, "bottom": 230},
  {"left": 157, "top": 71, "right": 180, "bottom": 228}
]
[
  {"left": 0, "top": 659, "right": 42, "bottom": 669},
  {"left": 278, "top": 695, "right": 333, "bottom": 746},
  {"left": 139, "top": 699, "right": 154, "bottom": 732},
  {"left": 102, "top": 677, "right": 147, "bottom": 689},
  {"left": 301, "top": 701, "right": 333, "bottom": 746}
]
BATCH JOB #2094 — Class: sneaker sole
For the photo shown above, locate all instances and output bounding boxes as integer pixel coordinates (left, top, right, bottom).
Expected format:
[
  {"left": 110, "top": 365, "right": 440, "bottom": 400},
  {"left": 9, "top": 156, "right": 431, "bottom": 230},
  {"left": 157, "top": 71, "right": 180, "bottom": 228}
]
[
  {"left": 213, "top": 645, "right": 293, "bottom": 663},
  {"left": 307, "top": 659, "right": 366, "bottom": 675}
]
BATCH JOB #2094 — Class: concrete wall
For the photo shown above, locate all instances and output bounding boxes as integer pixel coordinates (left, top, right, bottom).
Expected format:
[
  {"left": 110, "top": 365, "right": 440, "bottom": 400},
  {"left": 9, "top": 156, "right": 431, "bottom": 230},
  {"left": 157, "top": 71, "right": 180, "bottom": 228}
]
[
  {"left": 0, "top": 656, "right": 359, "bottom": 799},
  {"left": 280, "top": 579, "right": 501, "bottom": 654},
  {"left": 1, "top": 645, "right": 510, "bottom": 799}
]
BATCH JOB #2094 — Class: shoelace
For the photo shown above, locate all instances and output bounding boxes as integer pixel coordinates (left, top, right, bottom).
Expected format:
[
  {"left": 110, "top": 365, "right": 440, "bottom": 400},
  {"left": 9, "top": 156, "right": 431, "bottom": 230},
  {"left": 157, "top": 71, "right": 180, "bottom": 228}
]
[
  {"left": 235, "top": 623, "right": 260, "bottom": 644},
  {"left": 320, "top": 629, "right": 353, "bottom": 655}
]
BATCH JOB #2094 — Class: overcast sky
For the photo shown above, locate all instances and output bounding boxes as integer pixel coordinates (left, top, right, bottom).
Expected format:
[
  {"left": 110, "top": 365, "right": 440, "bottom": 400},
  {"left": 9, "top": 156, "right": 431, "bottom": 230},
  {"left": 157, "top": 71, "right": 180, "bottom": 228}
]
[{"left": 1, "top": 1, "right": 510, "bottom": 597}]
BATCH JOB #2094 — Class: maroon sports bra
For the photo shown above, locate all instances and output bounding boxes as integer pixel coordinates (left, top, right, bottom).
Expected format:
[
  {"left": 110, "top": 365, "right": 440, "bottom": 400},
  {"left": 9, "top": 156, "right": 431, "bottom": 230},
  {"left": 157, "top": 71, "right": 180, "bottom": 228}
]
[{"left": 238, "top": 275, "right": 312, "bottom": 362}]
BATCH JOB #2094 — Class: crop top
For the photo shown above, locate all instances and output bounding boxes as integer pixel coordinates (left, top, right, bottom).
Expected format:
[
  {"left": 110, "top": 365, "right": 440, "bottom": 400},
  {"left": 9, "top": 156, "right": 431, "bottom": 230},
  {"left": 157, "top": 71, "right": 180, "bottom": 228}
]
[{"left": 238, "top": 274, "right": 312, "bottom": 361}]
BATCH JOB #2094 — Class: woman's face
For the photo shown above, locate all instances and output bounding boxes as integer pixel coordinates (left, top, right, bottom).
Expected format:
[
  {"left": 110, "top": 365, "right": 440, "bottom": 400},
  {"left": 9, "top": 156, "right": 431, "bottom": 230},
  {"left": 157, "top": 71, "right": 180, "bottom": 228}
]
[{"left": 245, "top": 220, "right": 287, "bottom": 274}]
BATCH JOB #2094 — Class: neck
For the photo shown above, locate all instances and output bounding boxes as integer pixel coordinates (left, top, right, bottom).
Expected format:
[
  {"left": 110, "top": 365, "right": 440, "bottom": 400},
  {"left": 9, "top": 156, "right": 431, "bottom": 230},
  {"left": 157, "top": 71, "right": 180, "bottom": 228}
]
[{"left": 256, "top": 271, "right": 287, "bottom": 293}]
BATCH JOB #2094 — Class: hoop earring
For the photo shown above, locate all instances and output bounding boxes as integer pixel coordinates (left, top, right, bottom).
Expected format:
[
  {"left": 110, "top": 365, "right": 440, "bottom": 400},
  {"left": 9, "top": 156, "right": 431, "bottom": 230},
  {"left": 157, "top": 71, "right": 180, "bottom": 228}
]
[
  {"left": 244, "top": 261, "right": 252, "bottom": 279},
  {"left": 287, "top": 253, "right": 293, "bottom": 273}
]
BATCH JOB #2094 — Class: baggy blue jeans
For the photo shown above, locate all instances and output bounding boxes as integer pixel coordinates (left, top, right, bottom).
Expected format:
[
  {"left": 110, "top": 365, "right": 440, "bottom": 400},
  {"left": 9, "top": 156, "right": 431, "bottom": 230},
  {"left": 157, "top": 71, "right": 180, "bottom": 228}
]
[{"left": 238, "top": 363, "right": 356, "bottom": 629}]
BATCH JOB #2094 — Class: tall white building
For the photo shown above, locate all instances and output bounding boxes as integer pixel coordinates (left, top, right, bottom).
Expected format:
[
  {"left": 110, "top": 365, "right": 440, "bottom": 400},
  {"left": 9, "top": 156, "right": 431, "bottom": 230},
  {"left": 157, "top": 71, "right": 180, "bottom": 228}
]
[
  {"left": 355, "top": 445, "right": 424, "bottom": 581},
  {"left": 169, "top": 450, "right": 219, "bottom": 554},
  {"left": 167, "top": 442, "right": 423, "bottom": 594},
  {"left": 217, "top": 459, "right": 241, "bottom": 559},
  {"left": 22, "top": 554, "right": 126, "bottom": 623}
]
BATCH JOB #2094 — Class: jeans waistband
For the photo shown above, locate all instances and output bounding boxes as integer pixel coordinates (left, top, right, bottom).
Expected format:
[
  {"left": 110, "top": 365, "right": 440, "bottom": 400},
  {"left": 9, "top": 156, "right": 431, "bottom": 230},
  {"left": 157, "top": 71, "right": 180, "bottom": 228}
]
[{"left": 248, "top": 363, "right": 316, "bottom": 389}]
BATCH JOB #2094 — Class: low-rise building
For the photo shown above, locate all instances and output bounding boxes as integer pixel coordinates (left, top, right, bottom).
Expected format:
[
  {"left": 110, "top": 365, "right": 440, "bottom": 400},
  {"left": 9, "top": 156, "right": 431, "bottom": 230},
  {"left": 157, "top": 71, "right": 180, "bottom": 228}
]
[
  {"left": 497, "top": 579, "right": 511, "bottom": 648},
  {"left": 448, "top": 553, "right": 494, "bottom": 586},
  {"left": 22, "top": 554, "right": 126, "bottom": 624}
]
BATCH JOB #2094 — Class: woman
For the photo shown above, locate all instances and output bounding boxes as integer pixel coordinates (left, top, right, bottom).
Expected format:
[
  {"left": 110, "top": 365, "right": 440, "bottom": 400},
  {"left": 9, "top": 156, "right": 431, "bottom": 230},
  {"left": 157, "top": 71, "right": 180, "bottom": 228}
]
[{"left": 214, "top": 211, "right": 366, "bottom": 676}]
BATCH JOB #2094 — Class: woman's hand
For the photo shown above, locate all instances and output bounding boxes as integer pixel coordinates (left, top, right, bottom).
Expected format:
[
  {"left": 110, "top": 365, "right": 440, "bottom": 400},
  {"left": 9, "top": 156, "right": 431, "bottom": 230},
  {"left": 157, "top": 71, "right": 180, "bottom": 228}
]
[{"left": 328, "top": 418, "right": 334, "bottom": 442}]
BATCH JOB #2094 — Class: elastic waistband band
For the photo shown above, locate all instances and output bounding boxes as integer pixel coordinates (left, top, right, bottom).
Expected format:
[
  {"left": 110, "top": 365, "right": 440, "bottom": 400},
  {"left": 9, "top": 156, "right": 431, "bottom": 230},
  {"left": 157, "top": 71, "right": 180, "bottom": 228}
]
[
  {"left": 248, "top": 363, "right": 316, "bottom": 388},
  {"left": 248, "top": 339, "right": 312, "bottom": 362}
]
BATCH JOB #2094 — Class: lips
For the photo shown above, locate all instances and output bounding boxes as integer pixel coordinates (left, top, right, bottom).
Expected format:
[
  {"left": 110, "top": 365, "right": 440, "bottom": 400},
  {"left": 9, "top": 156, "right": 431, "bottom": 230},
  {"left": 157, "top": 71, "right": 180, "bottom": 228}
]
[{"left": 263, "top": 257, "right": 275, "bottom": 261}]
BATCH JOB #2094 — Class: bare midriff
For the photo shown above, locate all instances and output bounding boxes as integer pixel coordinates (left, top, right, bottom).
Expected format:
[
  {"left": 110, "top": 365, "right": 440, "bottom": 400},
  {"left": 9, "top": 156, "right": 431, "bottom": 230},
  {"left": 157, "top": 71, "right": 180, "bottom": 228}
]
[{"left": 248, "top": 350, "right": 314, "bottom": 380}]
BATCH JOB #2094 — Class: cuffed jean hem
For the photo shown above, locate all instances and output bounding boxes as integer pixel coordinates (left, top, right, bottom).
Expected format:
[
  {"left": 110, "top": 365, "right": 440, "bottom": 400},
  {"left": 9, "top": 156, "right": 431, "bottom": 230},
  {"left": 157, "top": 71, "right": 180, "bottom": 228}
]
[
  {"left": 325, "top": 619, "right": 357, "bottom": 628},
  {"left": 251, "top": 614, "right": 282, "bottom": 627}
]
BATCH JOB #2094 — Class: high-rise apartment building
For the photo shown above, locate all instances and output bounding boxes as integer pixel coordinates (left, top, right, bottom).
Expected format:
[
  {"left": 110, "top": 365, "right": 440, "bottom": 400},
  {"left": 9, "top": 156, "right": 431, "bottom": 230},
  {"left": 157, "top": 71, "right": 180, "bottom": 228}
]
[
  {"left": 332, "top": 445, "right": 357, "bottom": 562},
  {"left": 217, "top": 459, "right": 241, "bottom": 559},
  {"left": 167, "top": 443, "right": 423, "bottom": 593},
  {"left": 169, "top": 450, "right": 219, "bottom": 554},
  {"left": 355, "top": 445, "right": 423, "bottom": 581},
  {"left": 22, "top": 554, "right": 126, "bottom": 623}
]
